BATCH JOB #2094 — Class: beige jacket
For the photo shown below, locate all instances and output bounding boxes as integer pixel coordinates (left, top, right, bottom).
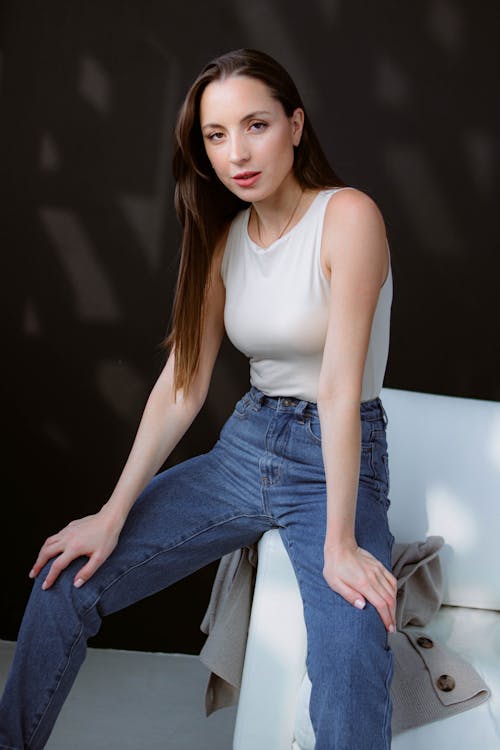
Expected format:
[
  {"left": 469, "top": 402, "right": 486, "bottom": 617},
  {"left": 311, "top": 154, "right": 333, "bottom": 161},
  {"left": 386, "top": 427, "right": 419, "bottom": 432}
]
[{"left": 199, "top": 536, "right": 490, "bottom": 736}]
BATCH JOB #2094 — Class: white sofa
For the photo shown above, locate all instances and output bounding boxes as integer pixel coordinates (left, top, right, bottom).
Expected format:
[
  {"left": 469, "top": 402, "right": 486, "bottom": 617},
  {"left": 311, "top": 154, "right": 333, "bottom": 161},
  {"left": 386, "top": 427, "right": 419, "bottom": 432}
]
[{"left": 232, "top": 387, "right": 500, "bottom": 749}]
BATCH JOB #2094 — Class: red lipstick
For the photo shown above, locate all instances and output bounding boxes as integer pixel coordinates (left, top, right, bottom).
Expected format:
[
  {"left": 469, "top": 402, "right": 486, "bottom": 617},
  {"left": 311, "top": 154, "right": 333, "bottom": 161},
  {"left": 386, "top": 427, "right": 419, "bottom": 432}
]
[{"left": 233, "top": 171, "right": 261, "bottom": 188}]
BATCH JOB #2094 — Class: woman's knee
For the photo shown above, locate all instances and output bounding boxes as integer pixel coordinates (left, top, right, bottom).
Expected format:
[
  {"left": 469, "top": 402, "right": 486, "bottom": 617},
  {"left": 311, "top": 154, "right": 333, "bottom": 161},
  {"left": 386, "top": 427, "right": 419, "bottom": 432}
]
[{"left": 32, "top": 557, "right": 99, "bottom": 617}]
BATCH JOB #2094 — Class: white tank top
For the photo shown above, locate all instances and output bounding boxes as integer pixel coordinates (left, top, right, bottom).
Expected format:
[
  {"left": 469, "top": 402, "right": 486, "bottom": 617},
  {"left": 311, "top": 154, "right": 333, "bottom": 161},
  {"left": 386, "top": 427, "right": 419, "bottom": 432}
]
[{"left": 221, "top": 187, "right": 393, "bottom": 403}]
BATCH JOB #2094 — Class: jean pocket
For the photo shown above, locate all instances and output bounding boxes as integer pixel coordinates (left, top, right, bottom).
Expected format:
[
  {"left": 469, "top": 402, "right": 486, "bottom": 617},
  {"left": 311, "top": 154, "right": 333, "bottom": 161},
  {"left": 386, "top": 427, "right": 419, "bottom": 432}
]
[
  {"left": 306, "top": 417, "right": 376, "bottom": 470},
  {"left": 358, "top": 441, "right": 392, "bottom": 513},
  {"left": 305, "top": 416, "right": 322, "bottom": 445},
  {"left": 369, "top": 429, "right": 390, "bottom": 497},
  {"left": 359, "top": 443, "right": 376, "bottom": 480}
]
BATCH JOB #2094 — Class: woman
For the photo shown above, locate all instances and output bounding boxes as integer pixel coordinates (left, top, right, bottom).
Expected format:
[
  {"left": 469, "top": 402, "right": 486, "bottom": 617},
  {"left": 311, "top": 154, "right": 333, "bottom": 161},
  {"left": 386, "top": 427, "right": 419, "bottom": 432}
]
[{"left": 0, "top": 48, "right": 396, "bottom": 749}]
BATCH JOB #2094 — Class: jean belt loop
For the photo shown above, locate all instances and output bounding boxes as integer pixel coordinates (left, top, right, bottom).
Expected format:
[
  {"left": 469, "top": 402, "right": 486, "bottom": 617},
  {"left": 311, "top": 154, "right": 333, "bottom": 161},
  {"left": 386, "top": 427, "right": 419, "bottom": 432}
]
[
  {"left": 250, "top": 386, "right": 265, "bottom": 410},
  {"left": 381, "top": 402, "right": 389, "bottom": 426},
  {"left": 294, "top": 400, "right": 308, "bottom": 423}
]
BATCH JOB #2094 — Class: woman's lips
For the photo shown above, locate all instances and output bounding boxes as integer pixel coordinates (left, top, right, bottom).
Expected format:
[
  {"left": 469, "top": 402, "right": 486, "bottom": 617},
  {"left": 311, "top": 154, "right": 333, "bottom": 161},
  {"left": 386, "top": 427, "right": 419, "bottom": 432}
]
[{"left": 233, "top": 172, "right": 261, "bottom": 188}]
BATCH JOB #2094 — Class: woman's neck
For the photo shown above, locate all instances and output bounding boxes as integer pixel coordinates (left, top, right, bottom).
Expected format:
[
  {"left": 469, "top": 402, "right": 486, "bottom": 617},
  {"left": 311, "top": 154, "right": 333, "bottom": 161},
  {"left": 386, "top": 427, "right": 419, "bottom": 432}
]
[{"left": 249, "top": 181, "right": 319, "bottom": 245}]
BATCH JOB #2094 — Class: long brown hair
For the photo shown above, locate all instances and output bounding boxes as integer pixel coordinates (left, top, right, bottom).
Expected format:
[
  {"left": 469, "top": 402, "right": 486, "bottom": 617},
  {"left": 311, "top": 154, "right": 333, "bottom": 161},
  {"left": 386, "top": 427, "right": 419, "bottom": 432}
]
[{"left": 164, "top": 48, "right": 347, "bottom": 398}]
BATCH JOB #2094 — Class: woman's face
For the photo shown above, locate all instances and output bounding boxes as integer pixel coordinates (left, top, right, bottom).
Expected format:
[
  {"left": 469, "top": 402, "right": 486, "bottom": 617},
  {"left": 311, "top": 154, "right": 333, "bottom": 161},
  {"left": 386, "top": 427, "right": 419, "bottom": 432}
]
[{"left": 199, "top": 75, "right": 304, "bottom": 200}]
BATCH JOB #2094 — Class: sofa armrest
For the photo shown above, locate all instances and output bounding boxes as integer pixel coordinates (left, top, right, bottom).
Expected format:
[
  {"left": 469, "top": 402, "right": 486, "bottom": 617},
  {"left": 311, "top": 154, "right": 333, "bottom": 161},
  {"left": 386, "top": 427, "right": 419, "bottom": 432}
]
[{"left": 233, "top": 529, "right": 307, "bottom": 750}]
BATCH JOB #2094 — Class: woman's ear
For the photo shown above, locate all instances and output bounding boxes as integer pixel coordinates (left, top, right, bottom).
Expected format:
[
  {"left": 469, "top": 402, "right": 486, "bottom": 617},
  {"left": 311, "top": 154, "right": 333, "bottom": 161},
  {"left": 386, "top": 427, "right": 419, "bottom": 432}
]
[{"left": 291, "top": 108, "right": 305, "bottom": 147}]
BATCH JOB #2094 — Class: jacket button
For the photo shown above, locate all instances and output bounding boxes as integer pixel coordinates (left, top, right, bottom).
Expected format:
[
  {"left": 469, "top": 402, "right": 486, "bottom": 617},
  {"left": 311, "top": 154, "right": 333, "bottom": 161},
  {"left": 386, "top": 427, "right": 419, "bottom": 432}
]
[
  {"left": 436, "top": 674, "right": 456, "bottom": 692},
  {"left": 416, "top": 636, "right": 434, "bottom": 649}
]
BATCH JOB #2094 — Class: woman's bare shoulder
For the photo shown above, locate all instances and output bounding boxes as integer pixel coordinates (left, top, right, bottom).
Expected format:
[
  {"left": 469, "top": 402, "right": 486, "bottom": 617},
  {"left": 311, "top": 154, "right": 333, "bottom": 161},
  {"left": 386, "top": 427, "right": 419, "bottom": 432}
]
[
  {"left": 325, "top": 186, "right": 385, "bottom": 225},
  {"left": 322, "top": 188, "right": 388, "bottom": 286}
]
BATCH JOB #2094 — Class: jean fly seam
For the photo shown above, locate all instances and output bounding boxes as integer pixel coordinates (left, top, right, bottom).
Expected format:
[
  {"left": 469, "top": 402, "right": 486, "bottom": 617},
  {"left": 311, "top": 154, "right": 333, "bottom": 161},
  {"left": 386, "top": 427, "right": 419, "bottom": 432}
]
[{"left": 260, "top": 482, "right": 271, "bottom": 517}]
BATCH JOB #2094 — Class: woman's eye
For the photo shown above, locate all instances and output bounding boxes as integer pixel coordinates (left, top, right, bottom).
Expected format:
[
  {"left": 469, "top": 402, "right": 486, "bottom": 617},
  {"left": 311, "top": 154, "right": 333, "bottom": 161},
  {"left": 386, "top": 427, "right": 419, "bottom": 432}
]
[
  {"left": 250, "top": 121, "right": 267, "bottom": 132},
  {"left": 207, "top": 132, "right": 224, "bottom": 142}
]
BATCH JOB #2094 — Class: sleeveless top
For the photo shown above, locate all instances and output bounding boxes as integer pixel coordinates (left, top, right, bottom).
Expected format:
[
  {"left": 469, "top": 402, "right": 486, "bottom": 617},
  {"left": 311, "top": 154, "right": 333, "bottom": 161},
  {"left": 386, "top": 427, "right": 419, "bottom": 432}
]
[{"left": 220, "top": 187, "right": 393, "bottom": 403}]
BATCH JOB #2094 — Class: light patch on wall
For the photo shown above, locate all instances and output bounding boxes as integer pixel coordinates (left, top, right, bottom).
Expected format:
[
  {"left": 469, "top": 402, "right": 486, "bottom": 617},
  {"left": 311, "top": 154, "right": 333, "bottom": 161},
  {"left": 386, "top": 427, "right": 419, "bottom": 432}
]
[
  {"left": 314, "top": 0, "right": 341, "bottom": 27},
  {"left": 462, "top": 129, "right": 497, "bottom": 195},
  {"left": 428, "top": 0, "right": 464, "bottom": 57},
  {"left": 234, "top": 0, "right": 319, "bottom": 115},
  {"left": 39, "top": 132, "right": 62, "bottom": 172},
  {"left": 79, "top": 55, "right": 111, "bottom": 115},
  {"left": 118, "top": 194, "right": 162, "bottom": 271},
  {"left": 24, "top": 299, "right": 42, "bottom": 335},
  {"left": 96, "top": 359, "right": 147, "bottom": 422},
  {"left": 116, "top": 53, "right": 181, "bottom": 271},
  {"left": 39, "top": 207, "right": 120, "bottom": 321},
  {"left": 426, "top": 484, "right": 478, "bottom": 552},
  {"left": 374, "top": 57, "right": 411, "bottom": 109},
  {"left": 384, "top": 144, "right": 465, "bottom": 256}
]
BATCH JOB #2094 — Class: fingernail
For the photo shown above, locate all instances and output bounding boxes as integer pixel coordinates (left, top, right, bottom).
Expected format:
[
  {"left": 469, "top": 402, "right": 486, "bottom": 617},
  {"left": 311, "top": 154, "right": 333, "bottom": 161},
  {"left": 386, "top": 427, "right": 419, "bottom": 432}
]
[
  {"left": 354, "top": 599, "right": 365, "bottom": 609},
  {"left": 389, "top": 624, "right": 396, "bottom": 633},
  {"left": 41, "top": 580, "right": 48, "bottom": 590},
  {"left": 74, "top": 578, "right": 85, "bottom": 588},
  {"left": 28, "top": 569, "right": 35, "bottom": 579}
]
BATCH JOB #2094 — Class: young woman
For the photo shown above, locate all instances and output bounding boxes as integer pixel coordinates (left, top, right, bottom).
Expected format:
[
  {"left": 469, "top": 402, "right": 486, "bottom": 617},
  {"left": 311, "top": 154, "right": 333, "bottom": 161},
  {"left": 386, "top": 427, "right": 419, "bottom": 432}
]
[{"left": 0, "top": 48, "right": 396, "bottom": 749}]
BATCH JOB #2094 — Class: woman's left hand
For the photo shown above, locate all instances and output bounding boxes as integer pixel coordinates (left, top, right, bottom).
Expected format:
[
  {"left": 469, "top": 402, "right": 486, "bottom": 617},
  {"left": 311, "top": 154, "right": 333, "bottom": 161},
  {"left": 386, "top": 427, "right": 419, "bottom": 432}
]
[{"left": 323, "top": 541, "right": 397, "bottom": 632}]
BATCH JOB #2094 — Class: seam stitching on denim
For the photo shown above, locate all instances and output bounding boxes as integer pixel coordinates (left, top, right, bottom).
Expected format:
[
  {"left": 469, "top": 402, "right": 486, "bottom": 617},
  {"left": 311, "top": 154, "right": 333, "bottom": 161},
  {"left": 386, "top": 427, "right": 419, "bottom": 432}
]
[
  {"left": 81, "top": 512, "right": 273, "bottom": 618},
  {"left": 27, "top": 623, "right": 84, "bottom": 748},
  {"left": 381, "top": 645, "right": 394, "bottom": 746}
]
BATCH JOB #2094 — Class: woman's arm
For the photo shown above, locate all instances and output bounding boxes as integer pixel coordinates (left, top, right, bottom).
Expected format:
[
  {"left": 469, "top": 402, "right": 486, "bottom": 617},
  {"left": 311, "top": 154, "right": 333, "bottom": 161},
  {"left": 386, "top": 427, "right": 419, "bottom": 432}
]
[
  {"left": 317, "top": 189, "right": 397, "bottom": 632},
  {"left": 100, "top": 229, "right": 228, "bottom": 529},
  {"left": 31, "top": 227, "right": 229, "bottom": 590}
]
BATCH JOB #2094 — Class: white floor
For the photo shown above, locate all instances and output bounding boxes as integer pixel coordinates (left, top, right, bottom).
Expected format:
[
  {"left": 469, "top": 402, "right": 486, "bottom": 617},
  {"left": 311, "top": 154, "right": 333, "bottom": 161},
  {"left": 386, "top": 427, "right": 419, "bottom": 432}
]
[{"left": 0, "top": 640, "right": 237, "bottom": 749}]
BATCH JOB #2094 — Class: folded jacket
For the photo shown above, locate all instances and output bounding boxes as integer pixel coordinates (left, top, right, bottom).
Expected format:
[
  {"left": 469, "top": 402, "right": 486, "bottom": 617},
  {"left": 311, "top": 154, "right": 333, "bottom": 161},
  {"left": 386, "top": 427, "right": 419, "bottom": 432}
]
[{"left": 199, "top": 535, "right": 490, "bottom": 735}]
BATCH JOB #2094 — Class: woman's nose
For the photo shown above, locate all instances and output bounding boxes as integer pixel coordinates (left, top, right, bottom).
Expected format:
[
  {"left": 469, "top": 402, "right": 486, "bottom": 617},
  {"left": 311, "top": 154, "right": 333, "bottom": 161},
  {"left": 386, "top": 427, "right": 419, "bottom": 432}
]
[{"left": 229, "top": 134, "right": 250, "bottom": 163}]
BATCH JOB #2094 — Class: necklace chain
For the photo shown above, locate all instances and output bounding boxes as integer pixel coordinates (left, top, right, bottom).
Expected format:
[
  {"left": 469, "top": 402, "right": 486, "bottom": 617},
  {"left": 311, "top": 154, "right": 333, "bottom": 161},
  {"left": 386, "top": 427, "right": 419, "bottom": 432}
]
[{"left": 253, "top": 188, "right": 305, "bottom": 246}]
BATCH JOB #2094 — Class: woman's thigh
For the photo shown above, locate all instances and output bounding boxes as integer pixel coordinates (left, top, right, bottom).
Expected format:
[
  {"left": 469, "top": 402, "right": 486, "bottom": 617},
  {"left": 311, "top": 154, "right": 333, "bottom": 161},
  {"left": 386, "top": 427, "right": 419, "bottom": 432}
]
[
  {"left": 63, "top": 399, "right": 278, "bottom": 617},
  {"left": 274, "top": 413, "right": 393, "bottom": 627},
  {"left": 269, "top": 399, "right": 394, "bottom": 746}
]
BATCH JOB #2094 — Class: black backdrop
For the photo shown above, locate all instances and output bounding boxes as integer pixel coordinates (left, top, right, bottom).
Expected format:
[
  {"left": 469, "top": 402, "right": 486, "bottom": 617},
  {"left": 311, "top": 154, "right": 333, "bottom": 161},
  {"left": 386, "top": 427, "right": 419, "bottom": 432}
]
[{"left": 1, "top": 1, "right": 498, "bottom": 654}]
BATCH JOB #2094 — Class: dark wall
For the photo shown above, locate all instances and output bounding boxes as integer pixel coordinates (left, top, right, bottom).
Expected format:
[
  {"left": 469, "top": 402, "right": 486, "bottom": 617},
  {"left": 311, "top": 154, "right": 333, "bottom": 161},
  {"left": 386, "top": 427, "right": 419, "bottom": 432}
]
[{"left": 2, "top": 1, "right": 498, "bottom": 653}]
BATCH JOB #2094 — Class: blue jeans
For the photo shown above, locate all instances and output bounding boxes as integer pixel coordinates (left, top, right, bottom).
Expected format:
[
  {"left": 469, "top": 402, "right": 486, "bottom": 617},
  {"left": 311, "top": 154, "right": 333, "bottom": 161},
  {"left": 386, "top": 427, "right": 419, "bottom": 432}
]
[{"left": 0, "top": 386, "right": 394, "bottom": 750}]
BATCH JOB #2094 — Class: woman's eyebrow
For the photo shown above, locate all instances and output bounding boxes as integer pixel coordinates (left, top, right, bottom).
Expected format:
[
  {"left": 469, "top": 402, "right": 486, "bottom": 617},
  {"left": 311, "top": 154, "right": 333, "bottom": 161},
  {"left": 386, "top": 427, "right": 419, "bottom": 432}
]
[{"left": 201, "top": 110, "right": 272, "bottom": 131}]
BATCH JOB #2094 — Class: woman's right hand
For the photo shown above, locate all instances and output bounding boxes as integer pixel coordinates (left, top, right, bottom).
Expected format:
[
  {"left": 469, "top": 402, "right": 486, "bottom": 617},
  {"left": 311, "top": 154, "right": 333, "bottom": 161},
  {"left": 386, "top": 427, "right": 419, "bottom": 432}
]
[{"left": 29, "top": 509, "right": 124, "bottom": 590}]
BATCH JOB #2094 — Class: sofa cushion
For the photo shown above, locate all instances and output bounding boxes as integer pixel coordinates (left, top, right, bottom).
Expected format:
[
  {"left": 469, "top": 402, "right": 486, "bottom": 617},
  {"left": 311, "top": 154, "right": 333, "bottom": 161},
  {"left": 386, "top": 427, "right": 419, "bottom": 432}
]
[
  {"left": 293, "top": 606, "right": 500, "bottom": 749},
  {"left": 380, "top": 388, "right": 500, "bottom": 611}
]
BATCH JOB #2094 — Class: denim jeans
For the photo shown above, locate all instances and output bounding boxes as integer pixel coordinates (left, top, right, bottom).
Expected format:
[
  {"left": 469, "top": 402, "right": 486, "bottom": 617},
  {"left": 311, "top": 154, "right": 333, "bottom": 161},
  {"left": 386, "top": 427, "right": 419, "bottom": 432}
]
[{"left": 0, "top": 386, "right": 394, "bottom": 750}]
